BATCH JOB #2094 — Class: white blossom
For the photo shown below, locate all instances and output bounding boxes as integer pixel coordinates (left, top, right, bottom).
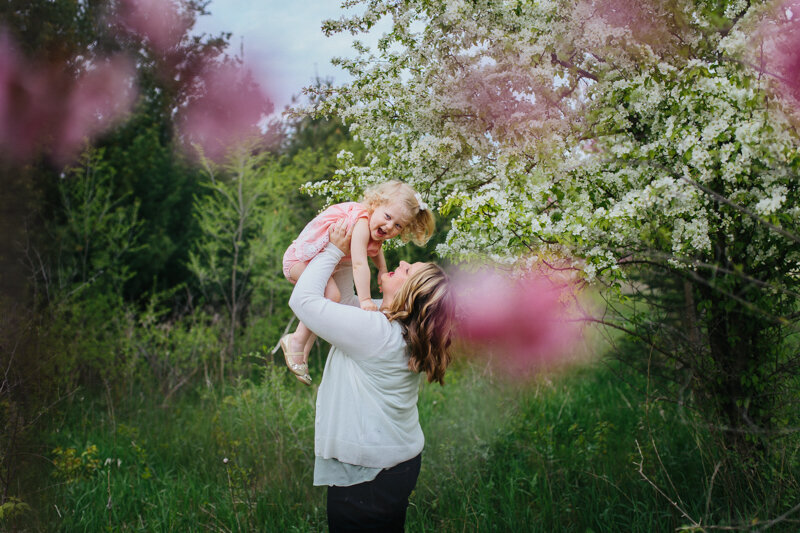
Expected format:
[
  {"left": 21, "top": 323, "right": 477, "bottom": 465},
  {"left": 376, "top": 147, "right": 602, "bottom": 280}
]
[{"left": 306, "top": 0, "right": 800, "bottom": 287}]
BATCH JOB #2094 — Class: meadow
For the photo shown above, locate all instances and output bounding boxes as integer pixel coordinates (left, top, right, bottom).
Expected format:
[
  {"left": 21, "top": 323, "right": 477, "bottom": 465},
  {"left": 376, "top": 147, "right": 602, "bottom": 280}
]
[{"left": 15, "top": 341, "right": 798, "bottom": 532}]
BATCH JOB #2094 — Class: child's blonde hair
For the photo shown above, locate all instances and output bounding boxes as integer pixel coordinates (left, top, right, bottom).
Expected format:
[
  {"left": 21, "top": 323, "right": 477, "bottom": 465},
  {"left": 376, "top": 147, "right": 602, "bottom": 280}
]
[{"left": 361, "top": 181, "right": 435, "bottom": 246}]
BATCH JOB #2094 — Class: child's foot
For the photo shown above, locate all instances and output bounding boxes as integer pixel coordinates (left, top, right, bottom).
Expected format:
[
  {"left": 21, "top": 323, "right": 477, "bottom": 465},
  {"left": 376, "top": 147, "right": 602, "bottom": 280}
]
[{"left": 280, "top": 334, "right": 311, "bottom": 385}]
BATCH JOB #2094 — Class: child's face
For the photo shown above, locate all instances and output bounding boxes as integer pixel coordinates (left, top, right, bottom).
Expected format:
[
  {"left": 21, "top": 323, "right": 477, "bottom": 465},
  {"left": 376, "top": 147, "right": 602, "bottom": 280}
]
[{"left": 369, "top": 200, "right": 411, "bottom": 242}]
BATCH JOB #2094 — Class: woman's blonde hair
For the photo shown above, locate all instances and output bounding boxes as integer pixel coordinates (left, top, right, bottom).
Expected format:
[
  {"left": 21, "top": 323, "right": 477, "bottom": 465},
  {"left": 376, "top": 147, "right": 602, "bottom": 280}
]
[
  {"left": 383, "top": 263, "right": 455, "bottom": 385},
  {"left": 361, "top": 181, "right": 435, "bottom": 246}
]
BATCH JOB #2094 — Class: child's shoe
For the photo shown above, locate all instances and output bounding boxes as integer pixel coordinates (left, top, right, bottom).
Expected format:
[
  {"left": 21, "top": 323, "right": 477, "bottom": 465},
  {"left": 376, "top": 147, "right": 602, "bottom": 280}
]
[{"left": 280, "top": 334, "right": 312, "bottom": 385}]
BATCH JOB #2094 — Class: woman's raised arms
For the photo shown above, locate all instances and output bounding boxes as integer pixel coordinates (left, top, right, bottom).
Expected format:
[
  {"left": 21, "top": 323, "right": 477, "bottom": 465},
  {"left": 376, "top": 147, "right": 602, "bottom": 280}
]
[{"left": 288, "top": 219, "right": 396, "bottom": 359}]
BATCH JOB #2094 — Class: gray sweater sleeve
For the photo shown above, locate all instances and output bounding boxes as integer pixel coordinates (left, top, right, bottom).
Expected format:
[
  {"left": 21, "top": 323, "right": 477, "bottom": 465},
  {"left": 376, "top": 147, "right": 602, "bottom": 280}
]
[{"left": 289, "top": 244, "right": 396, "bottom": 359}]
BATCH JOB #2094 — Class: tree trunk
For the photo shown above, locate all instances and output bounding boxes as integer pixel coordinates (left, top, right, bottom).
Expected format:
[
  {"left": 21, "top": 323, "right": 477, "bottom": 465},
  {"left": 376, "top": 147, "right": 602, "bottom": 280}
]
[{"left": 699, "top": 278, "right": 773, "bottom": 456}]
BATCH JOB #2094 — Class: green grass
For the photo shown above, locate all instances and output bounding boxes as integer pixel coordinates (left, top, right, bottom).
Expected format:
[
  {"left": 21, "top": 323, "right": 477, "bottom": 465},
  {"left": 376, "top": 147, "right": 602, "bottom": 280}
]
[
  {"left": 410, "top": 361, "right": 692, "bottom": 531},
  {"left": 13, "top": 353, "right": 800, "bottom": 532},
  {"left": 27, "top": 362, "right": 325, "bottom": 532}
]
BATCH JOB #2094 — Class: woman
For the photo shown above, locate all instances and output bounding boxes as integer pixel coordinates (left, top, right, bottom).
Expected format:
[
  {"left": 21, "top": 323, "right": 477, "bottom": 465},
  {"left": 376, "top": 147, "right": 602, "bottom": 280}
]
[{"left": 289, "top": 219, "right": 455, "bottom": 532}]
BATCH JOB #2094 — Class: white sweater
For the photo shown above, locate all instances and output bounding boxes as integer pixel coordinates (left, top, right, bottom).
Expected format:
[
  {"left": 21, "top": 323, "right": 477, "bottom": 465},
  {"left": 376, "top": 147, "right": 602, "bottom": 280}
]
[{"left": 289, "top": 244, "right": 424, "bottom": 470}]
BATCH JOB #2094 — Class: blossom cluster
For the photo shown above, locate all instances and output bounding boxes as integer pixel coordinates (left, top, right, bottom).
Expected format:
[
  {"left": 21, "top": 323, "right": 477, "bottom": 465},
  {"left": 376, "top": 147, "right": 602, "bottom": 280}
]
[{"left": 306, "top": 0, "right": 800, "bottom": 292}]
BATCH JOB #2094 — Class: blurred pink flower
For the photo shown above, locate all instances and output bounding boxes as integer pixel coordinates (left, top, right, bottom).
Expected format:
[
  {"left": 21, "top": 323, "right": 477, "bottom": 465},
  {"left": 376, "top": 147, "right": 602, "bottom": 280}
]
[
  {"left": 0, "top": 32, "right": 52, "bottom": 160},
  {"left": 114, "top": 0, "right": 190, "bottom": 52},
  {"left": 757, "top": 1, "right": 800, "bottom": 104},
  {"left": 592, "top": 0, "right": 647, "bottom": 29},
  {"left": 179, "top": 62, "right": 273, "bottom": 160},
  {"left": 56, "top": 57, "right": 137, "bottom": 162},
  {"left": 0, "top": 29, "right": 137, "bottom": 163},
  {"left": 112, "top": 0, "right": 273, "bottom": 160},
  {"left": 577, "top": 0, "right": 674, "bottom": 50},
  {"left": 454, "top": 65, "right": 562, "bottom": 143},
  {"left": 453, "top": 268, "right": 581, "bottom": 375}
]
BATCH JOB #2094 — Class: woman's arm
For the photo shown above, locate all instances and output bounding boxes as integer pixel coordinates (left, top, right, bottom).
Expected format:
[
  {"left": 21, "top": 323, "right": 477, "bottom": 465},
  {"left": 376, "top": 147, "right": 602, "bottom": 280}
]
[
  {"left": 289, "top": 243, "right": 394, "bottom": 359},
  {"left": 351, "top": 219, "right": 378, "bottom": 311}
]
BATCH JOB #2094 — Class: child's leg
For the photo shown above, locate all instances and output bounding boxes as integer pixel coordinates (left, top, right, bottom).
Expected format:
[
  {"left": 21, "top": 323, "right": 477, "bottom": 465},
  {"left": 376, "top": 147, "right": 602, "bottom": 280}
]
[
  {"left": 286, "top": 262, "right": 311, "bottom": 361},
  {"left": 286, "top": 264, "right": 341, "bottom": 362},
  {"left": 300, "top": 277, "right": 341, "bottom": 360}
]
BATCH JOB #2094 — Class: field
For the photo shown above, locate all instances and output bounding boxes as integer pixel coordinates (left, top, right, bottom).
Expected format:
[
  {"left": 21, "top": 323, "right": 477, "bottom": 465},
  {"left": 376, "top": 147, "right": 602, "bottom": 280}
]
[{"left": 15, "top": 342, "right": 797, "bottom": 532}]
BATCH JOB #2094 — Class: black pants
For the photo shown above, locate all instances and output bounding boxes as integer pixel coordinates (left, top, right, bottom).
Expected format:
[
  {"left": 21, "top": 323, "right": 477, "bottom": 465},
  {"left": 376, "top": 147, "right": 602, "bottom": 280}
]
[{"left": 326, "top": 454, "right": 421, "bottom": 533}]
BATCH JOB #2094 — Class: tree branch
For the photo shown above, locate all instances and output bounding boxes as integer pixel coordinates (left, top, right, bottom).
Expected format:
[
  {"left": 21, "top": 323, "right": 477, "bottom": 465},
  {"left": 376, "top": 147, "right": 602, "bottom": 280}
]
[{"left": 550, "top": 52, "right": 598, "bottom": 82}]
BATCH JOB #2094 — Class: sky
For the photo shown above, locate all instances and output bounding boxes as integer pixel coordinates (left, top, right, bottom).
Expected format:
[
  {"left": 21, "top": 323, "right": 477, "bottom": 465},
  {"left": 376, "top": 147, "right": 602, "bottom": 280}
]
[{"left": 193, "top": 0, "right": 387, "bottom": 116}]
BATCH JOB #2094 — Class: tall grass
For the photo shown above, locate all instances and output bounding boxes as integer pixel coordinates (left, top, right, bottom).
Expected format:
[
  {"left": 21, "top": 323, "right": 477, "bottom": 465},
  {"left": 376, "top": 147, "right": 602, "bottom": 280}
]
[
  {"left": 411, "top": 360, "right": 697, "bottom": 531},
  {"left": 14, "top": 352, "right": 800, "bottom": 532}
]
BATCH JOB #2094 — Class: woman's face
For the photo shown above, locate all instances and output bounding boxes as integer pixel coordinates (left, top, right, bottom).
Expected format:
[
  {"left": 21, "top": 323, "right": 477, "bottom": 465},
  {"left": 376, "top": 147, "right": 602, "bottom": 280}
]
[{"left": 380, "top": 260, "right": 425, "bottom": 299}]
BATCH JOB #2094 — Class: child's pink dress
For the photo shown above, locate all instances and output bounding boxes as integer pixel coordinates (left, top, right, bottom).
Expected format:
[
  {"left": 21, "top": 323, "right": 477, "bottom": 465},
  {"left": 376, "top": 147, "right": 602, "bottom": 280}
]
[{"left": 282, "top": 202, "right": 382, "bottom": 281}]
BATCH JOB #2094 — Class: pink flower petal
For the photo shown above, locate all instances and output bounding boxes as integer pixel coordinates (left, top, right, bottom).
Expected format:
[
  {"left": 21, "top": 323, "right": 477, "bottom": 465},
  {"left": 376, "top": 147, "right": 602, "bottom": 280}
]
[
  {"left": 55, "top": 57, "right": 137, "bottom": 162},
  {"left": 0, "top": 38, "right": 64, "bottom": 161},
  {"left": 179, "top": 62, "right": 273, "bottom": 160},
  {"left": 754, "top": 1, "right": 800, "bottom": 105},
  {"left": 453, "top": 268, "right": 582, "bottom": 375},
  {"left": 114, "top": 0, "right": 191, "bottom": 53},
  {"left": 0, "top": 28, "right": 137, "bottom": 163}
]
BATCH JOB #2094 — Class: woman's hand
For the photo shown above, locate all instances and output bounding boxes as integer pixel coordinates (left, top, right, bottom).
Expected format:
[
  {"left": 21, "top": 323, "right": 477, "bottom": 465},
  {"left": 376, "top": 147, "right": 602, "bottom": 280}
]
[{"left": 329, "top": 218, "right": 353, "bottom": 255}]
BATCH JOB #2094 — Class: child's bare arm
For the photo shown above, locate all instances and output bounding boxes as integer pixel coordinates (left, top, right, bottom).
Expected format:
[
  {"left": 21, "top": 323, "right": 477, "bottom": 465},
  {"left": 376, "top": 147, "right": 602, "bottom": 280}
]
[
  {"left": 351, "top": 219, "right": 378, "bottom": 311},
  {"left": 374, "top": 248, "right": 388, "bottom": 293}
]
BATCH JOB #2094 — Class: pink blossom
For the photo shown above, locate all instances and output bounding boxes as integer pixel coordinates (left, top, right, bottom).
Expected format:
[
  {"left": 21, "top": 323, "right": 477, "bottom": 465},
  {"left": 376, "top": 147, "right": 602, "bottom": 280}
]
[
  {"left": 56, "top": 57, "right": 137, "bottom": 162},
  {"left": 112, "top": 0, "right": 273, "bottom": 160},
  {"left": 452, "top": 268, "right": 581, "bottom": 376},
  {"left": 0, "top": 29, "right": 137, "bottom": 163},
  {"left": 179, "top": 62, "right": 273, "bottom": 160},
  {"left": 592, "top": 0, "right": 647, "bottom": 29},
  {"left": 577, "top": 0, "right": 674, "bottom": 50},
  {"left": 0, "top": 32, "right": 53, "bottom": 161},
  {"left": 114, "top": 0, "right": 191, "bottom": 53},
  {"left": 0, "top": 23, "right": 270, "bottom": 164},
  {"left": 448, "top": 63, "right": 567, "bottom": 145},
  {"left": 758, "top": 1, "right": 800, "bottom": 104}
]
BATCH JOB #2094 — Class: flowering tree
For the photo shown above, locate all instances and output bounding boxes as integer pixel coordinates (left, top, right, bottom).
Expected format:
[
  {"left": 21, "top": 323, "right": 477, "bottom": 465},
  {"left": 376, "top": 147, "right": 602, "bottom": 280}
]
[{"left": 307, "top": 0, "right": 800, "bottom": 444}]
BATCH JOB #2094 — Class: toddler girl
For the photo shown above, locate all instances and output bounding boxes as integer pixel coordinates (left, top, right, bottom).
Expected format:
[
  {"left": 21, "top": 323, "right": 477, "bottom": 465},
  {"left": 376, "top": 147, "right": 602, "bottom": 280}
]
[{"left": 280, "top": 181, "right": 435, "bottom": 384}]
